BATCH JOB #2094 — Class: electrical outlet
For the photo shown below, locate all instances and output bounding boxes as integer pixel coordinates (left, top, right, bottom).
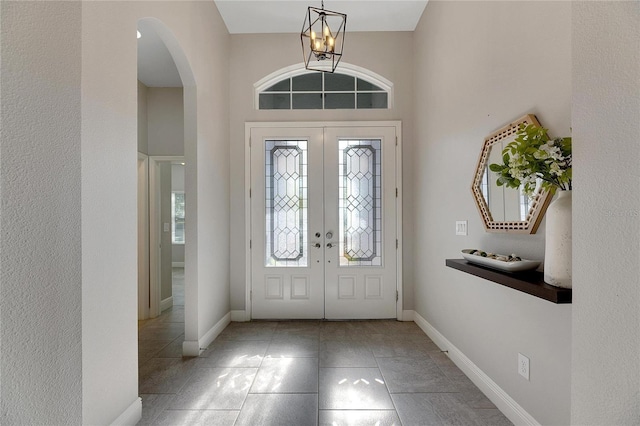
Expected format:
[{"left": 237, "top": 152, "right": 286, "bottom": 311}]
[
  {"left": 518, "top": 353, "right": 530, "bottom": 380},
  {"left": 455, "top": 220, "right": 468, "bottom": 236}
]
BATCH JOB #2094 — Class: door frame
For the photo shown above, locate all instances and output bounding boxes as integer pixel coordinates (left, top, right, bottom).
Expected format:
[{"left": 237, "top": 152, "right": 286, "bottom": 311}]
[
  {"left": 138, "top": 153, "right": 150, "bottom": 320},
  {"left": 244, "top": 121, "right": 403, "bottom": 320},
  {"left": 149, "top": 155, "right": 185, "bottom": 318}
]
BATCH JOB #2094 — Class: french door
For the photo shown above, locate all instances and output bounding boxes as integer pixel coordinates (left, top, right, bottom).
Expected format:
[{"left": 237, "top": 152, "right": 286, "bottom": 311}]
[{"left": 250, "top": 124, "right": 399, "bottom": 319}]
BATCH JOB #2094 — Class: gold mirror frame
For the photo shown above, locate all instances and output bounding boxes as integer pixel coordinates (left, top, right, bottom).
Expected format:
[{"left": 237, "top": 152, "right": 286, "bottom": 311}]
[{"left": 471, "top": 114, "right": 554, "bottom": 234}]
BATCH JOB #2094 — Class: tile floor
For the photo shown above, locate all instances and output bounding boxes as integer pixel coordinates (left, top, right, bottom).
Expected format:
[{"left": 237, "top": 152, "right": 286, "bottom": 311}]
[{"left": 138, "top": 270, "right": 512, "bottom": 425}]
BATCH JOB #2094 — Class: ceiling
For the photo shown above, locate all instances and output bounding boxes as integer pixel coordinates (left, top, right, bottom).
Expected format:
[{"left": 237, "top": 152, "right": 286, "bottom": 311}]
[
  {"left": 215, "top": 1, "right": 429, "bottom": 34},
  {"left": 137, "top": 1, "right": 428, "bottom": 87}
]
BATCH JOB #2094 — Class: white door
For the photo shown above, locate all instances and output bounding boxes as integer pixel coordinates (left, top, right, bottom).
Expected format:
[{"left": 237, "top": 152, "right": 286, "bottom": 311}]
[{"left": 250, "top": 125, "right": 398, "bottom": 319}]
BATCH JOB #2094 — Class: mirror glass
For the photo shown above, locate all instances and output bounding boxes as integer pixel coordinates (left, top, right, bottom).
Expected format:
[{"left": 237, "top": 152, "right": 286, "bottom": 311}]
[
  {"left": 471, "top": 114, "right": 553, "bottom": 234},
  {"left": 480, "top": 142, "right": 541, "bottom": 222}
]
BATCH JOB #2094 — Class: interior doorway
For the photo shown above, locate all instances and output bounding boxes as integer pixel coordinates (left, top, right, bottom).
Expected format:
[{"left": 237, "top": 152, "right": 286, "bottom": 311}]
[
  {"left": 248, "top": 122, "right": 403, "bottom": 320},
  {"left": 149, "top": 157, "right": 185, "bottom": 317},
  {"left": 137, "top": 17, "right": 197, "bottom": 357}
]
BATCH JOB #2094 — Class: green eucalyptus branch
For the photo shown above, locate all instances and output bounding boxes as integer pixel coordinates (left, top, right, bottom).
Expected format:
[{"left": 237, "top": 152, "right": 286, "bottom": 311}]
[{"left": 488, "top": 123, "right": 572, "bottom": 196}]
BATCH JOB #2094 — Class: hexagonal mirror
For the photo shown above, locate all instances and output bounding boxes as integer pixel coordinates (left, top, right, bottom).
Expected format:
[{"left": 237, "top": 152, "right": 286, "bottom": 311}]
[{"left": 471, "top": 114, "right": 554, "bottom": 234}]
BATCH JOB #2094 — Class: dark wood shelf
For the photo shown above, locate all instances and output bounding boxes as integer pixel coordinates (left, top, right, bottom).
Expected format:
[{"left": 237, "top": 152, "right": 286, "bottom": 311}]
[{"left": 446, "top": 259, "right": 572, "bottom": 304}]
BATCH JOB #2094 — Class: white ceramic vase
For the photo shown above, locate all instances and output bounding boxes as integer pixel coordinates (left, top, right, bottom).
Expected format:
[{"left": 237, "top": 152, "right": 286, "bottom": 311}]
[{"left": 544, "top": 190, "right": 572, "bottom": 288}]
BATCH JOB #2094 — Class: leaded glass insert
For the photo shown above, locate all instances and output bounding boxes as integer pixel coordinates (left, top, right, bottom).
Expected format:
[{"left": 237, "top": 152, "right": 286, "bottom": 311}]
[
  {"left": 338, "top": 139, "right": 382, "bottom": 266},
  {"left": 265, "top": 140, "right": 308, "bottom": 267}
]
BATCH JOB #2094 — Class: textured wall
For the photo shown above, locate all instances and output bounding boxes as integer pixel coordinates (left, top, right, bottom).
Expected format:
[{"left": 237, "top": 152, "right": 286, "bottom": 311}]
[
  {"left": 413, "top": 2, "right": 572, "bottom": 424},
  {"left": 1, "top": 1, "right": 82, "bottom": 423},
  {"left": 82, "top": 1, "right": 230, "bottom": 423},
  {"left": 228, "top": 32, "right": 415, "bottom": 313},
  {"left": 571, "top": 2, "right": 640, "bottom": 424}
]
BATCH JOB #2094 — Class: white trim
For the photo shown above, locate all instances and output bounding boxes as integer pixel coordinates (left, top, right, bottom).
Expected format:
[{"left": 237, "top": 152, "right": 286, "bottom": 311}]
[
  {"left": 172, "top": 262, "right": 185, "bottom": 267},
  {"left": 395, "top": 124, "right": 403, "bottom": 321},
  {"left": 160, "top": 296, "right": 173, "bottom": 312},
  {"left": 253, "top": 62, "right": 394, "bottom": 110},
  {"left": 110, "top": 397, "right": 141, "bottom": 426},
  {"left": 245, "top": 121, "right": 403, "bottom": 321},
  {"left": 231, "top": 310, "right": 248, "bottom": 322},
  {"left": 137, "top": 153, "right": 150, "bottom": 321},
  {"left": 182, "top": 312, "right": 231, "bottom": 356},
  {"left": 401, "top": 310, "right": 414, "bottom": 322},
  {"left": 413, "top": 311, "right": 541, "bottom": 426},
  {"left": 244, "top": 123, "right": 253, "bottom": 321}
]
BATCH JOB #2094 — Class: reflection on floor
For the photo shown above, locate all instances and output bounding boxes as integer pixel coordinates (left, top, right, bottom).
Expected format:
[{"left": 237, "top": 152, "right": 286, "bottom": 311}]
[{"left": 137, "top": 281, "right": 512, "bottom": 425}]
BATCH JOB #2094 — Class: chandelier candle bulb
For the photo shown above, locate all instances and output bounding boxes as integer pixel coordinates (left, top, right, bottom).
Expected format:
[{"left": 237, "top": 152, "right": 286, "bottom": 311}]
[{"left": 300, "top": 0, "right": 347, "bottom": 72}]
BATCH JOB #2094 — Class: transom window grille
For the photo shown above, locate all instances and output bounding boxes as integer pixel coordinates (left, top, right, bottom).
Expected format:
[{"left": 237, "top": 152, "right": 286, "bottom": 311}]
[
  {"left": 259, "top": 72, "right": 389, "bottom": 110},
  {"left": 338, "top": 139, "right": 382, "bottom": 266},
  {"left": 265, "top": 140, "right": 309, "bottom": 267}
]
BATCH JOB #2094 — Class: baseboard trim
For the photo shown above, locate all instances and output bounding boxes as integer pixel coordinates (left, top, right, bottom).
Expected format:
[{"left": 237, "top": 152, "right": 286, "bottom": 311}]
[
  {"left": 231, "top": 310, "right": 248, "bottom": 322},
  {"left": 413, "top": 312, "right": 540, "bottom": 426},
  {"left": 401, "top": 310, "right": 414, "bottom": 321},
  {"left": 110, "top": 397, "right": 141, "bottom": 426},
  {"left": 172, "top": 262, "right": 185, "bottom": 267},
  {"left": 160, "top": 296, "right": 173, "bottom": 311},
  {"left": 182, "top": 312, "right": 232, "bottom": 357}
]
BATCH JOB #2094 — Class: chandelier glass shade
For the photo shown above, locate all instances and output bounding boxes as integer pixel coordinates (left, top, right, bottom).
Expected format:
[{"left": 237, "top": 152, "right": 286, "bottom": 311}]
[{"left": 300, "top": 1, "right": 347, "bottom": 73}]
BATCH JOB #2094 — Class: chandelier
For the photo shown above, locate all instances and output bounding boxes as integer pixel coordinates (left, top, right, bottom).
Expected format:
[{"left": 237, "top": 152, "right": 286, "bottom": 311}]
[{"left": 300, "top": 0, "right": 347, "bottom": 73}]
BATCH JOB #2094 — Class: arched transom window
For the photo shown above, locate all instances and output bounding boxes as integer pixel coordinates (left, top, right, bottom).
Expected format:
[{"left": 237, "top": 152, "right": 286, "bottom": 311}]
[{"left": 255, "top": 63, "right": 393, "bottom": 110}]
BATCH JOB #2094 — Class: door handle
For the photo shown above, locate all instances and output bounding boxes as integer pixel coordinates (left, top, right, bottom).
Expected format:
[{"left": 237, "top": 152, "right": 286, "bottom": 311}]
[
  {"left": 313, "top": 242, "right": 321, "bottom": 248},
  {"left": 326, "top": 242, "right": 337, "bottom": 248}
]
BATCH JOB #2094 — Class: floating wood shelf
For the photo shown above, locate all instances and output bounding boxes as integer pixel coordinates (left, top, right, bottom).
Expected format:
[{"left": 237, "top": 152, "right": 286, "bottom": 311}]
[{"left": 446, "top": 259, "right": 571, "bottom": 304}]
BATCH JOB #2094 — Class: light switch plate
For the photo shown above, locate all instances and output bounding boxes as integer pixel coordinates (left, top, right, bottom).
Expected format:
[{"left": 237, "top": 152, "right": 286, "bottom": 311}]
[
  {"left": 455, "top": 221, "right": 468, "bottom": 236},
  {"left": 163, "top": 223, "right": 171, "bottom": 232}
]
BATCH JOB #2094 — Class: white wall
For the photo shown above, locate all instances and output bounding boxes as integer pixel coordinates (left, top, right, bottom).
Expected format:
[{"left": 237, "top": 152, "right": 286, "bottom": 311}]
[
  {"left": 413, "top": 2, "right": 572, "bottom": 424},
  {"left": 229, "top": 31, "right": 415, "bottom": 314},
  {"left": 147, "top": 87, "right": 184, "bottom": 156},
  {"left": 81, "top": 2, "right": 230, "bottom": 423},
  {"left": 0, "top": 2, "right": 82, "bottom": 423},
  {"left": 571, "top": 2, "right": 640, "bottom": 424}
]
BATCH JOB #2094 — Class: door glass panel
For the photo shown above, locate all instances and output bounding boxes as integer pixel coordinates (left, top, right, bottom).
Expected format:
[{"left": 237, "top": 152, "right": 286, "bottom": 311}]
[
  {"left": 338, "top": 139, "right": 382, "bottom": 266},
  {"left": 265, "top": 140, "right": 308, "bottom": 267}
]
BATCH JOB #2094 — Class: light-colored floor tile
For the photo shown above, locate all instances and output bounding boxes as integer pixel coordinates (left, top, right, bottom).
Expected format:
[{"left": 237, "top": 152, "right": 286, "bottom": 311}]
[
  {"left": 274, "top": 320, "right": 321, "bottom": 338},
  {"left": 319, "top": 367, "right": 394, "bottom": 410},
  {"left": 138, "top": 322, "right": 185, "bottom": 341},
  {"left": 138, "top": 339, "right": 173, "bottom": 364},
  {"left": 266, "top": 336, "right": 319, "bottom": 358},
  {"left": 250, "top": 357, "right": 318, "bottom": 393},
  {"left": 137, "top": 394, "right": 175, "bottom": 425},
  {"left": 197, "top": 340, "right": 268, "bottom": 367},
  {"left": 139, "top": 358, "right": 199, "bottom": 394},
  {"left": 319, "top": 409, "right": 402, "bottom": 426},
  {"left": 369, "top": 338, "right": 435, "bottom": 358},
  {"left": 152, "top": 409, "right": 238, "bottom": 426},
  {"left": 169, "top": 367, "right": 257, "bottom": 410},
  {"left": 474, "top": 408, "right": 513, "bottom": 426},
  {"left": 218, "top": 322, "right": 278, "bottom": 340},
  {"left": 377, "top": 356, "right": 457, "bottom": 393},
  {"left": 234, "top": 394, "right": 318, "bottom": 426},
  {"left": 154, "top": 334, "right": 185, "bottom": 358},
  {"left": 391, "top": 393, "right": 442, "bottom": 426},
  {"left": 319, "top": 340, "right": 376, "bottom": 367},
  {"left": 137, "top": 319, "right": 511, "bottom": 426}
]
